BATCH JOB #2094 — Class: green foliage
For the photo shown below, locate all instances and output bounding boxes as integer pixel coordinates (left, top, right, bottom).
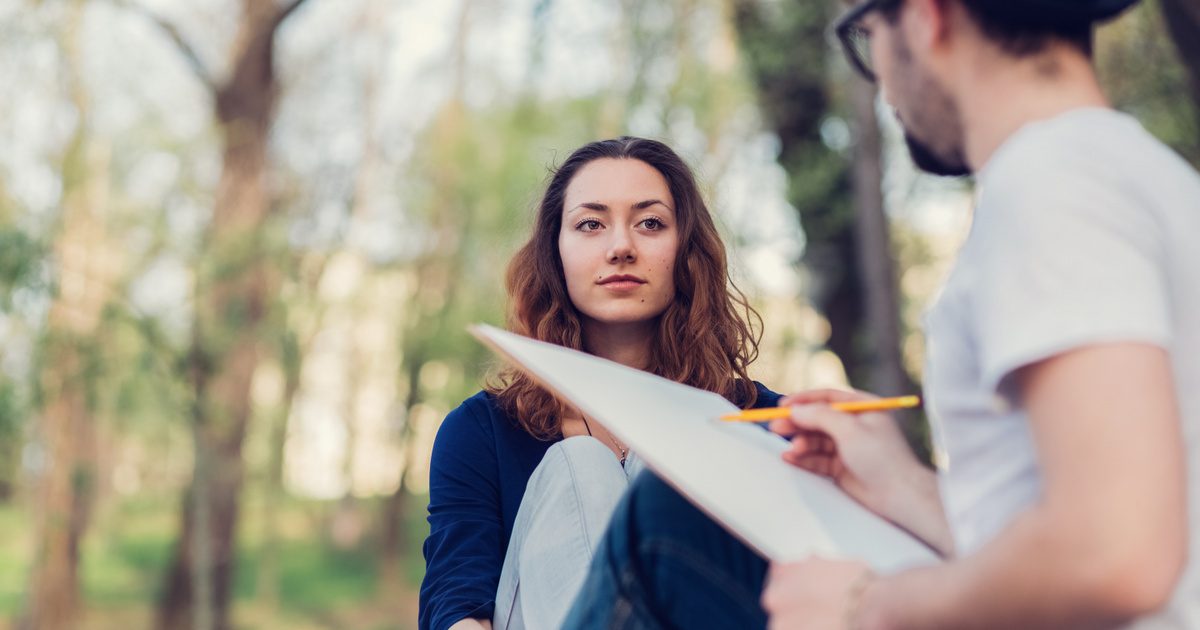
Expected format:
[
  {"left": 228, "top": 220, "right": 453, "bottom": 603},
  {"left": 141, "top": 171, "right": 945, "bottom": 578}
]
[
  {"left": 0, "top": 381, "right": 21, "bottom": 501},
  {"left": 1098, "top": 1, "right": 1200, "bottom": 164},
  {"left": 0, "top": 227, "right": 46, "bottom": 310}
]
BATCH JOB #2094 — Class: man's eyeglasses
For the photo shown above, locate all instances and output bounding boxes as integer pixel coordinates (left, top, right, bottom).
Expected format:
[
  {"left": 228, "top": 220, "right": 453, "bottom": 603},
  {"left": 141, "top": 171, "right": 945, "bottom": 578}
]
[{"left": 833, "top": 0, "right": 888, "bottom": 83}]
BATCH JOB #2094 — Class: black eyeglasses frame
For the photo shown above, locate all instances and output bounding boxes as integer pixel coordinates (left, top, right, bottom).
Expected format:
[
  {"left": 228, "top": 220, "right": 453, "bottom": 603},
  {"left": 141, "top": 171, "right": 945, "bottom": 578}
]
[{"left": 832, "top": 0, "right": 890, "bottom": 83}]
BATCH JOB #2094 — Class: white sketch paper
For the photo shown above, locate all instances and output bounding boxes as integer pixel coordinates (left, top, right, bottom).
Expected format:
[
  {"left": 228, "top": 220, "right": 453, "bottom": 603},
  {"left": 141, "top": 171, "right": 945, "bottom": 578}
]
[{"left": 471, "top": 323, "right": 939, "bottom": 573}]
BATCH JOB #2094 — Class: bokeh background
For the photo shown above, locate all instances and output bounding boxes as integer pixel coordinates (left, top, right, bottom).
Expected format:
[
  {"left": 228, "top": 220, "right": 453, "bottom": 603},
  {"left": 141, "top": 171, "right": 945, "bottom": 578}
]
[{"left": 1, "top": 0, "right": 1197, "bottom": 628}]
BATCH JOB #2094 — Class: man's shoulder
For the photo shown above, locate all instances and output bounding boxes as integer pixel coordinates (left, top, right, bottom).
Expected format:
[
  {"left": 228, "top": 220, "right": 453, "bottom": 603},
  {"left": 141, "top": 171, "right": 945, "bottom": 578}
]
[
  {"left": 987, "top": 108, "right": 1196, "bottom": 192},
  {"left": 978, "top": 108, "right": 1199, "bottom": 233}
]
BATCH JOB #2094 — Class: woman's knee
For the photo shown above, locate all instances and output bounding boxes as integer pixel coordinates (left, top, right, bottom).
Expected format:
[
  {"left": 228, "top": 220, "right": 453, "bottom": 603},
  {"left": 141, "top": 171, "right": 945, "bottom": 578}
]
[
  {"left": 524, "top": 437, "right": 628, "bottom": 510},
  {"left": 555, "top": 435, "right": 623, "bottom": 470}
]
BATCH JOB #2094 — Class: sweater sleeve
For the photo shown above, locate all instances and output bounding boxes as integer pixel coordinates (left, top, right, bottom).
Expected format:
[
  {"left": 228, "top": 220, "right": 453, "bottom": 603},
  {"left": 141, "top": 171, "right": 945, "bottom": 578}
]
[
  {"left": 419, "top": 396, "right": 504, "bottom": 630},
  {"left": 751, "top": 381, "right": 783, "bottom": 408}
]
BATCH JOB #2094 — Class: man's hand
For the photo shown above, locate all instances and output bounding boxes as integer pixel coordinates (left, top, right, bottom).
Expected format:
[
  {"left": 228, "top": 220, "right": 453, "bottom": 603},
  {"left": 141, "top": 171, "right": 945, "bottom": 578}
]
[
  {"left": 763, "top": 558, "right": 877, "bottom": 630},
  {"left": 770, "top": 389, "right": 953, "bottom": 556}
]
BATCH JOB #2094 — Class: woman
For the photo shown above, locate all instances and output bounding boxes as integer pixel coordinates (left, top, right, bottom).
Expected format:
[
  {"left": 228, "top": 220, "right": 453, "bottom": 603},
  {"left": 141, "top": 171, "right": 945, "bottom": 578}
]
[{"left": 418, "top": 137, "right": 782, "bottom": 630}]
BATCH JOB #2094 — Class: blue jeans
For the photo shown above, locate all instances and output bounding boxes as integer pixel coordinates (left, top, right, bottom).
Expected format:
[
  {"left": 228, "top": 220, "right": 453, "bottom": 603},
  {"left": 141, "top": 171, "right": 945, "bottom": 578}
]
[{"left": 562, "top": 472, "right": 769, "bottom": 629}]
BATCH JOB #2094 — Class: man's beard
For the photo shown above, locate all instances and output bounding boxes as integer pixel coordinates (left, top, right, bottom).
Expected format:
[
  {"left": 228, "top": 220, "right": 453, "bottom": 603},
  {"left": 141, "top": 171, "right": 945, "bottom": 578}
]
[
  {"left": 904, "top": 131, "right": 971, "bottom": 177},
  {"left": 889, "top": 34, "right": 972, "bottom": 178}
]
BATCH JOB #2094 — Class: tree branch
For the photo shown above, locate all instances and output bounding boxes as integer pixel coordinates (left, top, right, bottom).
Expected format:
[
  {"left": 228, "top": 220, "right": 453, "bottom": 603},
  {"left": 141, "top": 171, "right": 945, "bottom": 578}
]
[
  {"left": 272, "top": 0, "right": 314, "bottom": 31},
  {"left": 125, "top": 1, "right": 218, "bottom": 93}
]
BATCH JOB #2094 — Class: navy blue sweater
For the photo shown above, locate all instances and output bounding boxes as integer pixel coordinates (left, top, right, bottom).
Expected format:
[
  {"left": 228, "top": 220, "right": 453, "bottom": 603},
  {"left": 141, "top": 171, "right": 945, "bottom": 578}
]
[{"left": 418, "top": 382, "right": 782, "bottom": 630}]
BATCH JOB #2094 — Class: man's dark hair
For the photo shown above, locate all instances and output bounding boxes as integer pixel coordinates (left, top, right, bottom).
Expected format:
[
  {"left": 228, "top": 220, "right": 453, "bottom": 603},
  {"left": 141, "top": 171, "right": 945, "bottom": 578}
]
[
  {"left": 875, "top": 0, "right": 1093, "bottom": 57},
  {"left": 960, "top": 0, "right": 1093, "bottom": 57}
]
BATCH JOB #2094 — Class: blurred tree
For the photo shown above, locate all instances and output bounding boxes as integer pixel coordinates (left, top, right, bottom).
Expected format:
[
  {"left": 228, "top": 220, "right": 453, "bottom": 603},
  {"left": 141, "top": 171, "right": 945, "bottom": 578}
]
[
  {"left": 1096, "top": 1, "right": 1200, "bottom": 169},
  {"left": 1161, "top": 0, "right": 1200, "bottom": 109},
  {"left": 379, "top": 0, "right": 479, "bottom": 586},
  {"left": 0, "top": 225, "right": 43, "bottom": 502},
  {"left": 20, "top": 2, "right": 118, "bottom": 627},
  {"left": 0, "top": 381, "right": 21, "bottom": 502},
  {"left": 253, "top": 313, "right": 303, "bottom": 610},
  {"left": 137, "top": 1, "right": 313, "bottom": 629},
  {"left": 378, "top": 106, "right": 477, "bottom": 587},
  {"left": 1158, "top": 0, "right": 1200, "bottom": 164},
  {"left": 847, "top": 79, "right": 911, "bottom": 400},
  {"left": 731, "top": 0, "right": 914, "bottom": 398}
]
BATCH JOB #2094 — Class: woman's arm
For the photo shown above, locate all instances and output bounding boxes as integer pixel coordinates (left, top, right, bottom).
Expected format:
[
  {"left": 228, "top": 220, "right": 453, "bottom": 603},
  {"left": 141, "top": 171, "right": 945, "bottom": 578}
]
[
  {"left": 419, "top": 399, "right": 506, "bottom": 630},
  {"left": 449, "top": 619, "right": 492, "bottom": 630}
]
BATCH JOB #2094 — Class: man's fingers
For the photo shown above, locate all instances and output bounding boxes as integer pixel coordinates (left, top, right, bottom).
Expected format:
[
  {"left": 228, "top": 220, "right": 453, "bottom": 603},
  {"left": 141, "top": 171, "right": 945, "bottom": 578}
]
[
  {"left": 787, "top": 433, "right": 813, "bottom": 454},
  {"left": 770, "top": 404, "right": 853, "bottom": 442},
  {"left": 782, "top": 432, "right": 835, "bottom": 457},
  {"left": 768, "top": 417, "right": 800, "bottom": 437},
  {"left": 783, "top": 451, "right": 839, "bottom": 477},
  {"left": 780, "top": 388, "right": 876, "bottom": 407}
]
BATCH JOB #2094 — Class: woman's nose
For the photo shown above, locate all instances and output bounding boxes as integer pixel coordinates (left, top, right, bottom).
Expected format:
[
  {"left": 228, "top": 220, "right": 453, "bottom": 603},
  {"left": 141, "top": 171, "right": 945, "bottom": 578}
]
[{"left": 606, "top": 229, "right": 636, "bottom": 264}]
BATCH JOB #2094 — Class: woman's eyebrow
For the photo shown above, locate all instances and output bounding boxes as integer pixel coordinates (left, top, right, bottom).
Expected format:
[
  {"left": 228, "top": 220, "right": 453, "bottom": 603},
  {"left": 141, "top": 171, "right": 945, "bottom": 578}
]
[
  {"left": 633, "top": 199, "right": 673, "bottom": 212},
  {"left": 567, "top": 199, "right": 673, "bottom": 214},
  {"left": 567, "top": 202, "right": 609, "bottom": 214}
]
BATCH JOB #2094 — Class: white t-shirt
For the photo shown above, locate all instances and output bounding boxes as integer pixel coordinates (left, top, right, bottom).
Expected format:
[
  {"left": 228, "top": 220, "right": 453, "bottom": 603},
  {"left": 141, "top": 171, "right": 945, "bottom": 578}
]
[{"left": 923, "top": 107, "right": 1200, "bottom": 628}]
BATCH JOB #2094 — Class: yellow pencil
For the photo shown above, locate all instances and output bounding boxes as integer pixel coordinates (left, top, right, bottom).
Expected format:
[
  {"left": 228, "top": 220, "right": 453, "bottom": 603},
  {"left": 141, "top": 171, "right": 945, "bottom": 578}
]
[{"left": 720, "top": 395, "right": 921, "bottom": 422}]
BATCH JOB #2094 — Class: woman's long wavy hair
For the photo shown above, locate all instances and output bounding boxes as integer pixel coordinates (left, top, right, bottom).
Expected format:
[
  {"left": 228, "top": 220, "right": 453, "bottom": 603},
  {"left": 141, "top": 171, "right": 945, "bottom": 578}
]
[{"left": 487, "top": 137, "right": 762, "bottom": 440}]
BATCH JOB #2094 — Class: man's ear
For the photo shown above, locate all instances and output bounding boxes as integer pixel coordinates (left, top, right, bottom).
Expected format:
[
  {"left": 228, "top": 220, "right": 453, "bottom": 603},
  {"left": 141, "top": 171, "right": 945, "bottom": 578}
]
[{"left": 907, "top": 0, "right": 954, "bottom": 56}]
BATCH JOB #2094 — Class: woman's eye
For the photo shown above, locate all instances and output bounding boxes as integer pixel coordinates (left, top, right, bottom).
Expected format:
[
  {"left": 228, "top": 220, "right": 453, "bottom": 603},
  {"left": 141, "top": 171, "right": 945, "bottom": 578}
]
[
  {"left": 576, "top": 219, "right": 603, "bottom": 231},
  {"left": 640, "top": 218, "right": 665, "bottom": 230}
]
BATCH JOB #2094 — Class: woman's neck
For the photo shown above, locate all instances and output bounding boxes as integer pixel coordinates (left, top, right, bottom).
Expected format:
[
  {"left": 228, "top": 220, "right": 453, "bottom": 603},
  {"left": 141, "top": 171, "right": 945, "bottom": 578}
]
[{"left": 581, "top": 319, "right": 655, "bottom": 370}]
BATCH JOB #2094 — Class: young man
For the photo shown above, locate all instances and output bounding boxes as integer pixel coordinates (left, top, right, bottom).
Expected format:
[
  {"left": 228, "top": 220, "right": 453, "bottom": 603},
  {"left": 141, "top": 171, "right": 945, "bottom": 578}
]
[{"left": 562, "top": 0, "right": 1199, "bottom": 628}]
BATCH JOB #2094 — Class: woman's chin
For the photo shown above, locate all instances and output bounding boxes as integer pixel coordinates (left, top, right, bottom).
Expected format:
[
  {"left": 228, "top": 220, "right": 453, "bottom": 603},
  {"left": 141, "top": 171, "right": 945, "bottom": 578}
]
[{"left": 582, "top": 309, "right": 665, "bottom": 329}]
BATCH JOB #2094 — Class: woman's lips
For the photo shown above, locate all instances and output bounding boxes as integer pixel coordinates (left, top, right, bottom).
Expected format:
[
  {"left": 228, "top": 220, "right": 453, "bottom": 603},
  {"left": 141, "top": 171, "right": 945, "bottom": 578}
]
[
  {"left": 597, "top": 274, "right": 647, "bottom": 292},
  {"left": 600, "top": 280, "right": 644, "bottom": 291}
]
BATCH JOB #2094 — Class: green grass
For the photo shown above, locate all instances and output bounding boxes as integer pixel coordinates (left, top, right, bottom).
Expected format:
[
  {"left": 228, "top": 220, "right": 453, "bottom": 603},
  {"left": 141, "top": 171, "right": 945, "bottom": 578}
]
[
  {"left": 0, "top": 503, "right": 32, "bottom": 614},
  {"left": 270, "top": 544, "right": 379, "bottom": 611},
  {"left": 83, "top": 532, "right": 173, "bottom": 607},
  {"left": 0, "top": 493, "right": 428, "bottom": 627}
]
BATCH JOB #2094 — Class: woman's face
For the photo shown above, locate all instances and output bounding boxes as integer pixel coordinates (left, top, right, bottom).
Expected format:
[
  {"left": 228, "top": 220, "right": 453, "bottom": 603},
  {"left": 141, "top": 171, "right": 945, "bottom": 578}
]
[{"left": 558, "top": 158, "right": 679, "bottom": 329}]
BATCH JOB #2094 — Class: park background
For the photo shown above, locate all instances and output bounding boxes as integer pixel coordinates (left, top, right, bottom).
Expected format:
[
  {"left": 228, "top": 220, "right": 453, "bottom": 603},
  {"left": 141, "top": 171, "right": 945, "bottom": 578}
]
[{"left": 1, "top": 0, "right": 1197, "bottom": 628}]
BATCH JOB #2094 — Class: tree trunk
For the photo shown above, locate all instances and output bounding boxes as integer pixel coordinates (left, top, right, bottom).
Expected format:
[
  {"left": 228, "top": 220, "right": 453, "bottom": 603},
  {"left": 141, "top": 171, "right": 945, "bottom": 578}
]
[
  {"left": 21, "top": 3, "right": 113, "bottom": 627},
  {"left": 379, "top": 353, "right": 424, "bottom": 591},
  {"left": 155, "top": 2, "right": 310, "bottom": 629},
  {"left": 730, "top": 0, "right": 871, "bottom": 383},
  {"left": 331, "top": 338, "right": 366, "bottom": 549},
  {"left": 848, "top": 81, "right": 910, "bottom": 397},
  {"left": 378, "top": 0, "right": 474, "bottom": 588},
  {"left": 847, "top": 80, "right": 927, "bottom": 459},
  {"left": 255, "top": 333, "right": 299, "bottom": 610},
  {"left": 23, "top": 165, "right": 110, "bottom": 630},
  {"left": 1160, "top": 0, "right": 1200, "bottom": 107},
  {"left": 1160, "top": 0, "right": 1200, "bottom": 164}
]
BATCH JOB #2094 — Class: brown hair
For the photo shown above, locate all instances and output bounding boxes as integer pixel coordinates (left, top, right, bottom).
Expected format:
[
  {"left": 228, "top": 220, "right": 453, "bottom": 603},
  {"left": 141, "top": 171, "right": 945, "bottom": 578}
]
[{"left": 487, "top": 137, "right": 762, "bottom": 440}]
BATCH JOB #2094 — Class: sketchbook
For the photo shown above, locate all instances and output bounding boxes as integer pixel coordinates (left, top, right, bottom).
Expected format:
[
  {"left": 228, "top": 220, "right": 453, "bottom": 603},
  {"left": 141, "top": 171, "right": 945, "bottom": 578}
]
[{"left": 470, "top": 323, "right": 940, "bottom": 573}]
